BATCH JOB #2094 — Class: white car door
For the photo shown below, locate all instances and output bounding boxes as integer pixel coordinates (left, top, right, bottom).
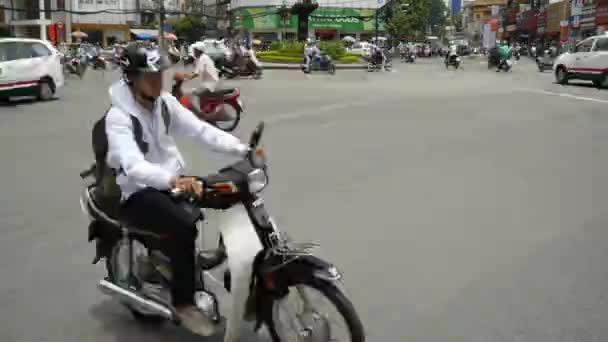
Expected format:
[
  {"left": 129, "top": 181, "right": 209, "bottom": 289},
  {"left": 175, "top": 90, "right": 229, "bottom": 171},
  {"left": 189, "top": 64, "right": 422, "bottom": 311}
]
[
  {"left": 571, "top": 38, "right": 595, "bottom": 73},
  {"left": 588, "top": 37, "right": 608, "bottom": 73}
]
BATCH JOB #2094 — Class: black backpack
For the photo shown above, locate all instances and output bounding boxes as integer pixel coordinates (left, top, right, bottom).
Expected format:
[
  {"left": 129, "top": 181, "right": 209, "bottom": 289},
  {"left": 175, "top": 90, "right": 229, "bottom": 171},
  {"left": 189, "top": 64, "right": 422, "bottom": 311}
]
[{"left": 90, "top": 100, "right": 171, "bottom": 217}]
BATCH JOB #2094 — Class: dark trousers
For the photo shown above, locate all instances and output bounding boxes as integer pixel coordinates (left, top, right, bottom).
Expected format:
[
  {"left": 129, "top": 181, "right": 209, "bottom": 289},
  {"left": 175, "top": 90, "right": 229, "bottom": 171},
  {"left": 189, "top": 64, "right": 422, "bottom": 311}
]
[{"left": 121, "top": 188, "right": 199, "bottom": 306}]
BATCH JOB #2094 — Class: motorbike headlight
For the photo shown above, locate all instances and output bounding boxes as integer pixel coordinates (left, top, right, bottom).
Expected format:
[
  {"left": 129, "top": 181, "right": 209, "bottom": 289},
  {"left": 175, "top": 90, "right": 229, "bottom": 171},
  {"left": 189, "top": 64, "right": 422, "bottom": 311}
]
[{"left": 248, "top": 168, "right": 268, "bottom": 193}]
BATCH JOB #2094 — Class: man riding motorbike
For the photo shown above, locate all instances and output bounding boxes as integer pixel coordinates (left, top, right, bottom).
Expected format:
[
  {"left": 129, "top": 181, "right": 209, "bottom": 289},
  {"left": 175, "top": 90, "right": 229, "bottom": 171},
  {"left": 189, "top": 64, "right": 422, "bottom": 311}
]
[
  {"left": 370, "top": 43, "right": 386, "bottom": 66},
  {"left": 108, "top": 43, "right": 249, "bottom": 336},
  {"left": 181, "top": 42, "right": 228, "bottom": 122},
  {"left": 497, "top": 40, "right": 512, "bottom": 72},
  {"left": 445, "top": 44, "right": 459, "bottom": 65},
  {"left": 303, "top": 40, "right": 320, "bottom": 71}
]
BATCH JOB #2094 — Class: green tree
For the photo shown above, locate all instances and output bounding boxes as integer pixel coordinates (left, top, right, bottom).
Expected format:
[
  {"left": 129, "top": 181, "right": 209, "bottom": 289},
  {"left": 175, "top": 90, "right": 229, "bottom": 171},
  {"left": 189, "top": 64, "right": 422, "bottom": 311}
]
[
  {"left": 387, "top": 0, "right": 431, "bottom": 40},
  {"left": 449, "top": 12, "right": 463, "bottom": 32},
  {"left": 168, "top": 16, "right": 206, "bottom": 42},
  {"left": 429, "top": 0, "right": 447, "bottom": 35}
]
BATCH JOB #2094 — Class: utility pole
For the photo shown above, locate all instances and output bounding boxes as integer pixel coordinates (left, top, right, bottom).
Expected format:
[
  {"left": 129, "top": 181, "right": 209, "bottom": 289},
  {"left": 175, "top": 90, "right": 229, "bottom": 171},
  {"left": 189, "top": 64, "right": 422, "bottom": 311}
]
[
  {"left": 375, "top": 9, "right": 379, "bottom": 41},
  {"left": 158, "top": 0, "right": 165, "bottom": 52}
]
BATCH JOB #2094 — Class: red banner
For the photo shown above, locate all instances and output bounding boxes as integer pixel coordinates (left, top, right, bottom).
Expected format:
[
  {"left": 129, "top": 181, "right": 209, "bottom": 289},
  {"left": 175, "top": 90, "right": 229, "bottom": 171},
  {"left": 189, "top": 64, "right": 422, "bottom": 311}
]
[
  {"left": 48, "top": 24, "right": 56, "bottom": 45},
  {"left": 523, "top": 10, "right": 539, "bottom": 31},
  {"left": 490, "top": 17, "right": 499, "bottom": 31},
  {"left": 560, "top": 25, "right": 568, "bottom": 41}
]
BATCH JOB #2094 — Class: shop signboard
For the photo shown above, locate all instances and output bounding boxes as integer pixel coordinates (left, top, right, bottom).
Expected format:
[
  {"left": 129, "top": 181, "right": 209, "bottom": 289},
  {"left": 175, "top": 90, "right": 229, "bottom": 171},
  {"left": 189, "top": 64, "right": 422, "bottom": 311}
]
[
  {"left": 546, "top": 1, "right": 565, "bottom": 33},
  {"left": 596, "top": 0, "right": 608, "bottom": 25},
  {"left": 310, "top": 8, "right": 383, "bottom": 31},
  {"left": 233, "top": 7, "right": 383, "bottom": 31}
]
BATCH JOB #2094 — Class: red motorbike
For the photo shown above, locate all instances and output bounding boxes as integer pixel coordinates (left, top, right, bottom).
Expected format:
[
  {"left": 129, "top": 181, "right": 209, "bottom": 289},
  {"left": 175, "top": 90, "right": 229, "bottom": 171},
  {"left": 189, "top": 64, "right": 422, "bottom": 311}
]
[{"left": 172, "top": 73, "right": 243, "bottom": 132}]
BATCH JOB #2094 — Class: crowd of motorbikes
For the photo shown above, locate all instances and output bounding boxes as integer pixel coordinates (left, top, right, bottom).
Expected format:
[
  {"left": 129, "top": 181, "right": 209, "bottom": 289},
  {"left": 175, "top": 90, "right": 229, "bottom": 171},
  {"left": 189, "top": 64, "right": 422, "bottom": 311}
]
[{"left": 58, "top": 43, "right": 107, "bottom": 78}]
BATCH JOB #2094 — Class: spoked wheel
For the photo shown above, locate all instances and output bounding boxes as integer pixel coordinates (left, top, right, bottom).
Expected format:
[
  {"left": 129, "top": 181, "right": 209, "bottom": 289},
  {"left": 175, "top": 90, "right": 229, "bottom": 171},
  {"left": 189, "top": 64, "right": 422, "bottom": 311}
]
[
  {"left": 106, "top": 239, "right": 166, "bottom": 324},
  {"left": 267, "top": 279, "right": 365, "bottom": 342},
  {"left": 212, "top": 103, "right": 241, "bottom": 132},
  {"left": 328, "top": 64, "right": 336, "bottom": 75}
]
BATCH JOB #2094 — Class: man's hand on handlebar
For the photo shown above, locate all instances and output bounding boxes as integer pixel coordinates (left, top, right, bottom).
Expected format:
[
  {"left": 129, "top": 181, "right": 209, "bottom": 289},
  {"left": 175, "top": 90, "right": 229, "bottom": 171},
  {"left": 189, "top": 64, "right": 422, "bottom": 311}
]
[{"left": 170, "top": 176, "right": 204, "bottom": 198}]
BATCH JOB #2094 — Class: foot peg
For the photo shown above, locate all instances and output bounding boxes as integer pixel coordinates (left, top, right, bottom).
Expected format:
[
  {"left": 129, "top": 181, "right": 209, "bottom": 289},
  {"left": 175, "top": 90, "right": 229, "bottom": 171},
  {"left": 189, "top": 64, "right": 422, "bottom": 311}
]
[{"left": 197, "top": 248, "right": 227, "bottom": 270}]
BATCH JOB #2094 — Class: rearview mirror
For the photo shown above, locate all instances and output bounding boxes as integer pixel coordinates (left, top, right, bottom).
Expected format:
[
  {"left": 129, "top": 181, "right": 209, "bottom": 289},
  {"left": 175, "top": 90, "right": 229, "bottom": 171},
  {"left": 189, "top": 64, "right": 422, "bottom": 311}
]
[{"left": 249, "top": 121, "right": 265, "bottom": 148}]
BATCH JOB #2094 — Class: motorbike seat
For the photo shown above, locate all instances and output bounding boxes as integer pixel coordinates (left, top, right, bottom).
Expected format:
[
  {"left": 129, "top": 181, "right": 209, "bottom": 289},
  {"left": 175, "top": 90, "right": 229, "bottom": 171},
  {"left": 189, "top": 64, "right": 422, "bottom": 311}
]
[
  {"left": 203, "top": 88, "right": 235, "bottom": 99},
  {"left": 85, "top": 187, "right": 199, "bottom": 240}
]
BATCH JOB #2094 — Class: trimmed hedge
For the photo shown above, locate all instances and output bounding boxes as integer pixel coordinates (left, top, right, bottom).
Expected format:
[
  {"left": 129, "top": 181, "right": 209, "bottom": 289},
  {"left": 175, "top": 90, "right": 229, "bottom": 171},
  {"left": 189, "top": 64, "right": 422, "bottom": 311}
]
[
  {"left": 265, "top": 40, "right": 349, "bottom": 59},
  {"left": 257, "top": 50, "right": 360, "bottom": 63}
]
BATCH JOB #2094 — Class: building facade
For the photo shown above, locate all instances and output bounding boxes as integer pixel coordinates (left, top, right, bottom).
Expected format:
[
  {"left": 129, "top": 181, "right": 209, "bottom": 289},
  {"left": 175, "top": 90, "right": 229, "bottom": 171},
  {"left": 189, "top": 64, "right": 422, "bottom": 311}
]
[
  {"left": 451, "top": 0, "right": 462, "bottom": 14},
  {"left": 229, "top": 0, "right": 385, "bottom": 41}
]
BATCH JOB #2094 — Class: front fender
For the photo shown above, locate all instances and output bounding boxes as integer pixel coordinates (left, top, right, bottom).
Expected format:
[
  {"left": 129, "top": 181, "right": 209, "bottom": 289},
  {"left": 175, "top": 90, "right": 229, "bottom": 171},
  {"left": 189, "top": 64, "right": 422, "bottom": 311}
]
[{"left": 252, "top": 255, "right": 345, "bottom": 332}]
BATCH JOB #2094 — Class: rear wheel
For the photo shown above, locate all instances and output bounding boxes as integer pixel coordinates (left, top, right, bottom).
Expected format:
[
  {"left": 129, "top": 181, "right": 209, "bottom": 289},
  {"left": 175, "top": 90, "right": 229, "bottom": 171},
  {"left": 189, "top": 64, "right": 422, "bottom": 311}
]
[
  {"left": 593, "top": 74, "right": 606, "bottom": 89},
  {"left": 106, "top": 239, "right": 165, "bottom": 324},
  {"left": 556, "top": 66, "right": 569, "bottom": 85},
  {"left": 328, "top": 64, "right": 336, "bottom": 75},
  {"left": 266, "top": 277, "right": 365, "bottom": 342}
]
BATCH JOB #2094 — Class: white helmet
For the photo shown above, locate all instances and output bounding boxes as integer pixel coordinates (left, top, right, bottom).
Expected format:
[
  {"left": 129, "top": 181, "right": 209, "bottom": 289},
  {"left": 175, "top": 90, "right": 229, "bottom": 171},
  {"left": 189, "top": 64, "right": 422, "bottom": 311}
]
[{"left": 192, "top": 42, "right": 205, "bottom": 53}]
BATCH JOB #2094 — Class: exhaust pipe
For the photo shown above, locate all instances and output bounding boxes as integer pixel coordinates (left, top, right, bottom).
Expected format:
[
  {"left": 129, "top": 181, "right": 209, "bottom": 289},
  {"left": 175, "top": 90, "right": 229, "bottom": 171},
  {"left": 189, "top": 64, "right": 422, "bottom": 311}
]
[{"left": 98, "top": 279, "right": 175, "bottom": 321}]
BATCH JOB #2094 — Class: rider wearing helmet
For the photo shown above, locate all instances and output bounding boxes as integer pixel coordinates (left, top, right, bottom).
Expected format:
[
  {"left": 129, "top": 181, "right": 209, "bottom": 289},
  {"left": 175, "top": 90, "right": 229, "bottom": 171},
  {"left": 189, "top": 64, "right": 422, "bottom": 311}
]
[
  {"left": 182, "top": 42, "right": 223, "bottom": 118},
  {"left": 107, "top": 42, "right": 249, "bottom": 335},
  {"left": 497, "top": 40, "right": 512, "bottom": 71},
  {"left": 303, "top": 39, "right": 320, "bottom": 71}
]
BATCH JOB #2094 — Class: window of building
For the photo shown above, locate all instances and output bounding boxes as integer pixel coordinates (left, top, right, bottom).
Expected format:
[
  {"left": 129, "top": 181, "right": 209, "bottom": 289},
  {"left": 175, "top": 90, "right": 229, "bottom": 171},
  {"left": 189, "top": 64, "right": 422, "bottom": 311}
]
[{"left": 57, "top": 0, "right": 65, "bottom": 9}]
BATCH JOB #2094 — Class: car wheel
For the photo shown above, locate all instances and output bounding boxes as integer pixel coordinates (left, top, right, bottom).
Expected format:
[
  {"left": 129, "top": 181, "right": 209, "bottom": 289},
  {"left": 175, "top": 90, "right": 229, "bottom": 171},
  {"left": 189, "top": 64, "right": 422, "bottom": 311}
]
[
  {"left": 37, "top": 77, "right": 55, "bottom": 101},
  {"left": 556, "top": 66, "right": 569, "bottom": 85},
  {"left": 593, "top": 74, "right": 606, "bottom": 89}
]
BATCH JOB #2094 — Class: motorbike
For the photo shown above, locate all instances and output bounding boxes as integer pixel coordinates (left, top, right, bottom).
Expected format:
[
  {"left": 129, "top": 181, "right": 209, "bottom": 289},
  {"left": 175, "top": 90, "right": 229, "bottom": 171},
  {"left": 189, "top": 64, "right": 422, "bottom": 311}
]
[
  {"left": 445, "top": 54, "right": 461, "bottom": 70},
  {"left": 514, "top": 50, "right": 521, "bottom": 61},
  {"left": 401, "top": 52, "right": 415, "bottom": 63},
  {"left": 93, "top": 55, "right": 107, "bottom": 70},
  {"left": 536, "top": 49, "right": 554, "bottom": 72},
  {"left": 79, "top": 122, "right": 365, "bottom": 342},
  {"left": 487, "top": 50, "right": 499, "bottom": 69},
  {"left": 497, "top": 58, "right": 513, "bottom": 72},
  {"left": 64, "top": 55, "right": 88, "bottom": 79},
  {"left": 367, "top": 52, "right": 391, "bottom": 72},
  {"left": 171, "top": 74, "right": 243, "bottom": 132},
  {"left": 220, "top": 55, "right": 263, "bottom": 79},
  {"left": 301, "top": 53, "right": 336, "bottom": 74}
]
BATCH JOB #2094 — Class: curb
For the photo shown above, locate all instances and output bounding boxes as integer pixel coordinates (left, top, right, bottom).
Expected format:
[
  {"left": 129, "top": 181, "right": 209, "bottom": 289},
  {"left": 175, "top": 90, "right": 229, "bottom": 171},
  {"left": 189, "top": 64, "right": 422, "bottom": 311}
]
[{"left": 262, "top": 63, "right": 367, "bottom": 70}]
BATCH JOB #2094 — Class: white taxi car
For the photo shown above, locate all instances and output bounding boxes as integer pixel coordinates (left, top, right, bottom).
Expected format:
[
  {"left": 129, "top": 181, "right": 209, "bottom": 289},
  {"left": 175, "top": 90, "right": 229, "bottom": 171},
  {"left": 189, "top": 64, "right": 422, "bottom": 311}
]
[
  {"left": 553, "top": 33, "right": 608, "bottom": 88},
  {"left": 0, "top": 38, "right": 64, "bottom": 102},
  {"left": 348, "top": 42, "right": 371, "bottom": 59}
]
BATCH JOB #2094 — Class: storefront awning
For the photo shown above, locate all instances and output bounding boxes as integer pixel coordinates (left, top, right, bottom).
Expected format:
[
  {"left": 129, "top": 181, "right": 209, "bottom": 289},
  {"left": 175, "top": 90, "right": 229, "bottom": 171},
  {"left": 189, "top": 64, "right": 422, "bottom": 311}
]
[{"left": 130, "top": 29, "right": 158, "bottom": 39}]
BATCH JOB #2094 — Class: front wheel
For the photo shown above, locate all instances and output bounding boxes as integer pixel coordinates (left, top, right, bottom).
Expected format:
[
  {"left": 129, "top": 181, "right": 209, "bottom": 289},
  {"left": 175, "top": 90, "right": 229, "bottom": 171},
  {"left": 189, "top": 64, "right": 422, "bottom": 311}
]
[
  {"left": 267, "top": 277, "right": 365, "bottom": 342},
  {"left": 212, "top": 103, "right": 241, "bottom": 132}
]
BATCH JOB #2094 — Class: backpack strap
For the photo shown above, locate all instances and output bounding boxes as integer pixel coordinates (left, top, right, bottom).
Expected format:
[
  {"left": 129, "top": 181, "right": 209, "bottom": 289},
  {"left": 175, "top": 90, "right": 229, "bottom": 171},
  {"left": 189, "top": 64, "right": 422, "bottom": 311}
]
[
  {"left": 160, "top": 98, "right": 171, "bottom": 135},
  {"left": 129, "top": 115, "right": 148, "bottom": 155}
]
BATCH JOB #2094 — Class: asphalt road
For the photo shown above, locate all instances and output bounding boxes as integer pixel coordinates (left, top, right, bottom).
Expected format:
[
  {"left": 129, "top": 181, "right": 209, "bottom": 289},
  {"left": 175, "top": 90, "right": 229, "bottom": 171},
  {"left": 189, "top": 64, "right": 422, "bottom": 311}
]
[{"left": 1, "top": 57, "right": 608, "bottom": 342}]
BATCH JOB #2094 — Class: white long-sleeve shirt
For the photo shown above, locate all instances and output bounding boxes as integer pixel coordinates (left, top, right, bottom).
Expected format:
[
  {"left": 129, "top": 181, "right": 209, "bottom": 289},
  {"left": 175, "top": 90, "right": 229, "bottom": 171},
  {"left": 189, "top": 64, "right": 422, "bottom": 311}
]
[{"left": 105, "top": 80, "right": 248, "bottom": 200}]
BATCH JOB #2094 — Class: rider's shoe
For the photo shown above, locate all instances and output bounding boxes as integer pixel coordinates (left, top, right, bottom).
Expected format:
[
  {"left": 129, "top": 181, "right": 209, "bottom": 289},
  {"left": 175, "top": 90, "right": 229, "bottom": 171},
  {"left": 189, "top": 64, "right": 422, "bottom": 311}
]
[{"left": 176, "top": 305, "right": 218, "bottom": 336}]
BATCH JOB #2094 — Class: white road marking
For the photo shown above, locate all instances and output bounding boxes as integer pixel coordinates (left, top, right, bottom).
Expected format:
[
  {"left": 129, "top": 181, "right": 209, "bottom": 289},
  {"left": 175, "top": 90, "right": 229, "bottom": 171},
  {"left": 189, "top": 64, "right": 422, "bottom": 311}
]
[
  {"left": 266, "top": 100, "right": 370, "bottom": 125},
  {"left": 515, "top": 87, "right": 608, "bottom": 104}
]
